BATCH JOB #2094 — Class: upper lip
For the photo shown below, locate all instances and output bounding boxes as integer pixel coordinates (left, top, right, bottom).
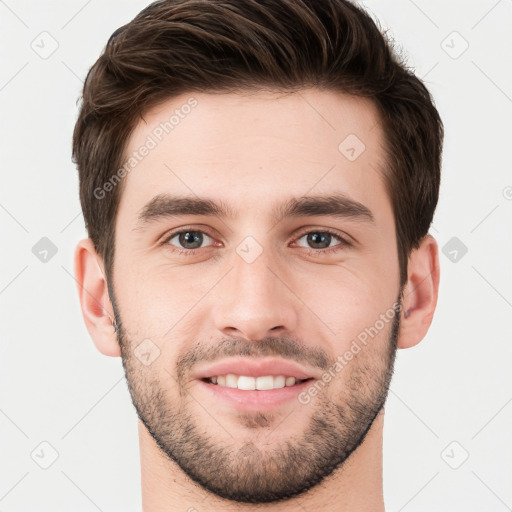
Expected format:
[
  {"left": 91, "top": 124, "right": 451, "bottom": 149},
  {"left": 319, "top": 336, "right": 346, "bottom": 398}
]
[{"left": 192, "top": 358, "right": 320, "bottom": 381}]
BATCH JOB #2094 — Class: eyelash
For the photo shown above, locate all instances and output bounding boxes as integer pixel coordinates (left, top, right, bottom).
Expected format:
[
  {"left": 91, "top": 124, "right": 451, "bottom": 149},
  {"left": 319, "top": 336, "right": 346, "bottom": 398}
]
[{"left": 161, "top": 227, "right": 351, "bottom": 257}]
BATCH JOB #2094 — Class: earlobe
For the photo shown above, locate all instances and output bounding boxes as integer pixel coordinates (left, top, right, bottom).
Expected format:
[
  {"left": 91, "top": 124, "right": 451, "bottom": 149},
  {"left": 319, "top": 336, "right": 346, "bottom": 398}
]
[
  {"left": 397, "top": 234, "right": 440, "bottom": 349},
  {"left": 73, "top": 238, "right": 121, "bottom": 357}
]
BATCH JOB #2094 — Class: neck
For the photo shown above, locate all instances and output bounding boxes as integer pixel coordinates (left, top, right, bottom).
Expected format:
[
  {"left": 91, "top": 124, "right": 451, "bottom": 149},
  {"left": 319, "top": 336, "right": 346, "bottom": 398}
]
[{"left": 139, "top": 408, "right": 386, "bottom": 512}]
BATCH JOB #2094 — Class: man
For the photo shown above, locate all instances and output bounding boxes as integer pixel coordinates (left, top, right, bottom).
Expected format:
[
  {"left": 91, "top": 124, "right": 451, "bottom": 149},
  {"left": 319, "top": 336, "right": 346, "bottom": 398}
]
[{"left": 73, "top": 0, "right": 443, "bottom": 510}]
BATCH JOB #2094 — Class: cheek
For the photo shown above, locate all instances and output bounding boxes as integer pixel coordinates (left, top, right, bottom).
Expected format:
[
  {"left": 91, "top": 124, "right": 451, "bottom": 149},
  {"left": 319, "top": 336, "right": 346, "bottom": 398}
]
[
  {"left": 112, "top": 263, "right": 168, "bottom": 337},
  {"left": 290, "top": 266, "right": 397, "bottom": 356},
  {"left": 114, "top": 262, "right": 218, "bottom": 344}
]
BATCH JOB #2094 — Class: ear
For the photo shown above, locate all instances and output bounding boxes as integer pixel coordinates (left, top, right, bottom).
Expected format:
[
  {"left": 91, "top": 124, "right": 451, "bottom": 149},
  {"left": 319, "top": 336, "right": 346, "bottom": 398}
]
[
  {"left": 73, "top": 238, "right": 121, "bottom": 357},
  {"left": 397, "top": 234, "right": 440, "bottom": 349}
]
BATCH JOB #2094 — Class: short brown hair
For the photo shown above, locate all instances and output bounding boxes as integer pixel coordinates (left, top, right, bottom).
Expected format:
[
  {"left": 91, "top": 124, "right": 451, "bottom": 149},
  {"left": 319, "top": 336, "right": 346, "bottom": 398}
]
[{"left": 72, "top": 0, "right": 443, "bottom": 287}]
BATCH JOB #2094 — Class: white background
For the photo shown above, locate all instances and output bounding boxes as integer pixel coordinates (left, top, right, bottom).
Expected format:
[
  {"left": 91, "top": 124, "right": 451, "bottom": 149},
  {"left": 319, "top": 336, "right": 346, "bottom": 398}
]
[{"left": 0, "top": 0, "right": 511, "bottom": 510}]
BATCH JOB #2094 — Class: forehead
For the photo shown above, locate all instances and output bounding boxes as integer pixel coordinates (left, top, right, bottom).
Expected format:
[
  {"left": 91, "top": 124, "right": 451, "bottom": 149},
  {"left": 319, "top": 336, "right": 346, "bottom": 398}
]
[{"left": 117, "top": 88, "right": 389, "bottom": 227}]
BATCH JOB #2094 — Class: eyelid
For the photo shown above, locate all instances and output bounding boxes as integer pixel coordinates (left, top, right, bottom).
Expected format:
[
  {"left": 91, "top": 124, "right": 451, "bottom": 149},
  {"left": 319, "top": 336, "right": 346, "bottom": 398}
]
[
  {"left": 161, "top": 223, "right": 215, "bottom": 238},
  {"left": 292, "top": 226, "right": 353, "bottom": 245}
]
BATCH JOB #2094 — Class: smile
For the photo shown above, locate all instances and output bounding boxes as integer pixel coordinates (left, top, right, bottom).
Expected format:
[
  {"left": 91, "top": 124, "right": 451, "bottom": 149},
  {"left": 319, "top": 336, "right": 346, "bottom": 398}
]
[{"left": 203, "top": 374, "right": 313, "bottom": 390}]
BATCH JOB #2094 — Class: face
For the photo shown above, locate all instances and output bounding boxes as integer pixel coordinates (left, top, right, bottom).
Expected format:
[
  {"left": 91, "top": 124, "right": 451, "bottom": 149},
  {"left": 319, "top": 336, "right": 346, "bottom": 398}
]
[{"left": 109, "top": 89, "right": 403, "bottom": 503}]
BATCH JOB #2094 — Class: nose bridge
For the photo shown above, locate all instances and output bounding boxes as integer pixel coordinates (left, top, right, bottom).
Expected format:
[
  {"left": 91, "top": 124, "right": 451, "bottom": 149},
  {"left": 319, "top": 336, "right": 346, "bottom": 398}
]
[
  {"left": 233, "top": 240, "right": 278, "bottom": 301},
  {"left": 212, "top": 235, "right": 299, "bottom": 340}
]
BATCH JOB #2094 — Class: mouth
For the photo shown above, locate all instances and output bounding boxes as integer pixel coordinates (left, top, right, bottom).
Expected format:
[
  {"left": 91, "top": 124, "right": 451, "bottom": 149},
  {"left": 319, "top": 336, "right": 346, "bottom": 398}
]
[
  {"left": 200, "top": 375, "right": 315, "bottom": 390},
  {"left": 196, "top": 374, "right": 317, "bottom": 412},
  {"left": 191, "top": 358, "right": 319, "bottom": 410}
]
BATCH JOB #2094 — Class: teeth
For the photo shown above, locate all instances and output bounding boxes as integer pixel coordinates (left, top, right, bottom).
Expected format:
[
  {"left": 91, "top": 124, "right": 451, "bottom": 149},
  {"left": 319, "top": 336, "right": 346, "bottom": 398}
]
[
  {"left": 208, "top": 374, "right": 301, "bottom": 390},
  {"left": 238, "top": 376, "right": 256, "bottom": 390},
  {"left": 226, "top": 374, "right": 238, "bottom": 388},
  {"left": 274, "top": 376, "right": 285, "bottom": 389}
]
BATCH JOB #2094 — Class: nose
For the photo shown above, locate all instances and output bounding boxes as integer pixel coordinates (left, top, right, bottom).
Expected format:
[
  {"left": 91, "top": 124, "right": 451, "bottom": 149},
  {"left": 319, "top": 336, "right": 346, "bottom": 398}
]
[{"left": 212, "top": 248, "right": 300, "bottom": 341}]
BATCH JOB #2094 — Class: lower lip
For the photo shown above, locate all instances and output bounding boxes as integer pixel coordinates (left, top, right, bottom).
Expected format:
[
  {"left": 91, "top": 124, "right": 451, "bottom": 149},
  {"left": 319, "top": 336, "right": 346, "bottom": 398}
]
[{"left": 197, "top": 379, "right": 315, "bottom": 411}]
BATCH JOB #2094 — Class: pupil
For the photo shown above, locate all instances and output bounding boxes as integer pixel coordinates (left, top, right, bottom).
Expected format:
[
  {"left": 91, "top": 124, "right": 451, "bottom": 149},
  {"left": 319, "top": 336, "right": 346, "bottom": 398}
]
[
  {"left": 308, "top": 232, "right": 330, "bottom": 249},
  {"left": 180, "top": 231, "right": 202, "bottom": 249}
]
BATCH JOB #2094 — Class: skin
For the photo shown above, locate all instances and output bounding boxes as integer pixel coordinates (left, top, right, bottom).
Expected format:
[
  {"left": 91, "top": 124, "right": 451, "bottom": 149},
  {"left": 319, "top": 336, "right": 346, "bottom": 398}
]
[{"left": 74, "top": 88, "right": 440, "bottom": 511}]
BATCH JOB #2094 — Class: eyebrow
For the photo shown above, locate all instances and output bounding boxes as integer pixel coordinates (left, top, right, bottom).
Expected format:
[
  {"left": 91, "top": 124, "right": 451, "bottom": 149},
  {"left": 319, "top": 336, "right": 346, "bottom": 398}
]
[{"left": 133, "top": 192, "right": 375, "bottom": 231}]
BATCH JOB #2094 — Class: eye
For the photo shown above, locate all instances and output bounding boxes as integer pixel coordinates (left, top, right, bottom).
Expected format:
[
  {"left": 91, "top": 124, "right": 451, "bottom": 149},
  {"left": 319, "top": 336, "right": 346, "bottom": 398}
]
[
  {"left": 293, "top": 229, "right": 351, "bottom": 255},
  {"left": 161, "top": 227, "right": 351, "bottom": 257},
  {"left": 163, "top": 229, "right": 216, "bottom": 255}
]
